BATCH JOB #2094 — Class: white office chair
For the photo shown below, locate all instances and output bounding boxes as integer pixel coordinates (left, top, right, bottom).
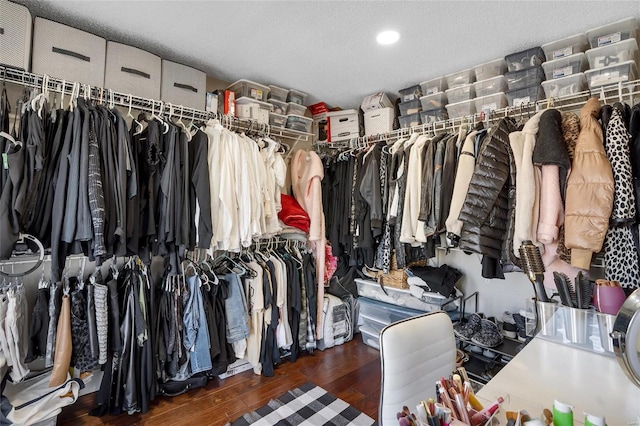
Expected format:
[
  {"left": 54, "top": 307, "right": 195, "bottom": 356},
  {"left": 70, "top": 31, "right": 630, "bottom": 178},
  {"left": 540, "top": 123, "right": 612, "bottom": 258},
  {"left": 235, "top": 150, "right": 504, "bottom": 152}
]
[{"left": 378, "top": 311, "right": 456, "bottom": 426}]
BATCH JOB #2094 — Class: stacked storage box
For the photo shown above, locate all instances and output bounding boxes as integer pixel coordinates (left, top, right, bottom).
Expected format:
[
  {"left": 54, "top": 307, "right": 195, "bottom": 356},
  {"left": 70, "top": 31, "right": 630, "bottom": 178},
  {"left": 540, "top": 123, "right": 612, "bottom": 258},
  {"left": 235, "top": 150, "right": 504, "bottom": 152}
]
[
  {"left": 227, "top": 80, "right": 273, "bottom": 125},
  {"left": 472, "top": 58, "right": 508, "bottom": 116},
  {"left": 584, "top": 18, "right": 640, "bottom": 89},
  {"left": 419, "top": 77, "right": 448, "bottom": 124},
  {"left": 358, "top": 297, "right": 429, "bottom": 350},
  {"left": 362, "top": 92, "right": 394, "bottom": 136},
  {"left": 541, "top": 34, "right": 590, "bottom": 99},
  {"left": 327, "top": 109, "right": 360, "bottom": 142},
  {"left": 397, "top": 84, "right": 422, "bottom": 128},
  {"left": 504, "top": 46, "right": 546, "bottom": 107},
  {"left": 444, "top": 68, "right": 476, "bottom": 119}
]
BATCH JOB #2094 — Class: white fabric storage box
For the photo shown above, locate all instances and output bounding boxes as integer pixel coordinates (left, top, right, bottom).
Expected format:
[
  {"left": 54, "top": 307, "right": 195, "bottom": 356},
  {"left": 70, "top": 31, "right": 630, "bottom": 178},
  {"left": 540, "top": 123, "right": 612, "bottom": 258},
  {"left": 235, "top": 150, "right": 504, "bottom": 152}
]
[
  {"left": 328, "top": 109, "right": 359, "bottom": 142},
  {"left": 445, "top": 68, "right": 475, "bottom": 89},
  {"left": 227, "top": 79, "right": 269, "bottom": 102},
  {"left": 268, "top": 85, "right": 288, "bottom": 102},
  {"left": 420, "top": 77, "right": 447, "bottom": 96},
  {"left": 420, "top": 92, "right": 448, "bottom": 110},
  {"left": 32, "top": 17, "right": 106, "bottom": 87},
  {"left": 473, "top": 58, "right": 507, "bottom": 81},
  {"left": 161, "top": 60, "right": 206, "bottom": 110},
  {"left": 542, "top": 33, "right": 589, "bottom": 60},
  {"left": 586, "top": 38, "right": 640, "bottom": 70},
  {"left": 585, "top": 60, "right": 638, "bottom": 88},
  {"left": 361, "top": 92, "right": 393, "bottom": 112},
  {"left": 474, "top": 92, "right": 508, "bottom": 114},
  {"left": 420, "top": 108, "right": 448, "bottom": 124},
  {"left": 287, "top": 102, "right": 306, "bottom": 116},
  {"left": 446, "top": 99, "right": 476, "bottom": 119},
  {"left": 285, "top": 114, "right": 312, "bottom": 133},
  {"left": 445, "top": 83, "right": 475, "bottom": 104},
  {"left": 104, "top": 42, "right": 161, "bottom": 99},
  {"left": 398, "top": 112, "right": 421, "bottom": 129},
  {"left": 541, "top": 73, "right": 587, "bottom": 98},
  {"left": 541, "top": 53, "right": 589, "bottom": 80},
  {"left": 364, "top": 107, "right": 394, "bottom": 136},
  {"left": 398, "top": 99, "right": 421, "bottom": 116},
  {"left": 473, "top": 76, "right": 507, "bottom": 97},
  {"left": 586, "top": 17, "right": 639, "bottom": 48},
  {"left": 0, "top": 0, "right": 32, "bottom": 71}
]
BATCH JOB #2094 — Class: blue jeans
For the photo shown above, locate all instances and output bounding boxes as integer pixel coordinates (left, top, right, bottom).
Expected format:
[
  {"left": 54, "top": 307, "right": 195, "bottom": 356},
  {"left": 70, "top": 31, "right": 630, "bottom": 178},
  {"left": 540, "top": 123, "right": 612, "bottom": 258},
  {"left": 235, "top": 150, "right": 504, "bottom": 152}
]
[
  {"left": 183, "top": 275, "right": 212, "bottom": 374},
  {"left": 224, "top": 273, "right": 250, "bottom": 343}
]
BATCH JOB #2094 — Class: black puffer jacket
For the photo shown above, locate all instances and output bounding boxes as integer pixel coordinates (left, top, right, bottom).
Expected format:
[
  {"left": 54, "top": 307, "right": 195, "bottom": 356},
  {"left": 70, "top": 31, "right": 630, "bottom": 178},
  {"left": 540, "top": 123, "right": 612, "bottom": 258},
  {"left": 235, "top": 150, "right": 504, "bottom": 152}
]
[{"left": 458, "top": 117, "right": 518, "bottom": 261}]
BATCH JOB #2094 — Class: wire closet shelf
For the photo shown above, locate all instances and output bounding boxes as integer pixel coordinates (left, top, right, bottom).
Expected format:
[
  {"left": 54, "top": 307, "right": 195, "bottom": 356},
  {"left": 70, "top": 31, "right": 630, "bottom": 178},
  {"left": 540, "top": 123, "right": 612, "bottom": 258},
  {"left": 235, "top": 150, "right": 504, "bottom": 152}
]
[
  {"left": 316, "top": 78, "right": 640, "bottom": 150},
  {"left": 0, "top": 66, "right": 314, "bottom": 145}
]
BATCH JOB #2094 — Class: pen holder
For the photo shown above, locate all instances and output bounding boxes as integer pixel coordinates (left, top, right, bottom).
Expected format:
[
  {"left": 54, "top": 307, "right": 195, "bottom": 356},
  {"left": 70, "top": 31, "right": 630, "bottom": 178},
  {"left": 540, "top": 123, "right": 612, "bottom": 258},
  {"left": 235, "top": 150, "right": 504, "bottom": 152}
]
[
  {"left": 537, "top": 301, "right": 560, "bottom": 337},
  {"left": 563, "top": 307, "right": 589, "bottom": 345}
]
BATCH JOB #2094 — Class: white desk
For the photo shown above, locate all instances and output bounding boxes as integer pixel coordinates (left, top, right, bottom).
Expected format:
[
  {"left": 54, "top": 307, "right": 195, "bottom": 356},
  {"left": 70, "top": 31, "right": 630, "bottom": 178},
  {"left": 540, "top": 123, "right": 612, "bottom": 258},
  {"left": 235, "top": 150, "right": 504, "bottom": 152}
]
[{"left": 476, "top": 337, "right": 640, "bottom": 425}]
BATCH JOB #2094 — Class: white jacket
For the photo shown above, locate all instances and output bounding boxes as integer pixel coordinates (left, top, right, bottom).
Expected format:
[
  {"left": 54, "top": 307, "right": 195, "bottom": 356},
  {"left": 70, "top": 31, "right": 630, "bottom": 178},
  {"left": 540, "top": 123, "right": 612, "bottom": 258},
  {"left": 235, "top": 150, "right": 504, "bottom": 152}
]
[
  {"left": 445, "top": 130, "right": 477, "bottom": 237},
  {"left": 400, "top": 135, "right": 428, "bottom": 245}
]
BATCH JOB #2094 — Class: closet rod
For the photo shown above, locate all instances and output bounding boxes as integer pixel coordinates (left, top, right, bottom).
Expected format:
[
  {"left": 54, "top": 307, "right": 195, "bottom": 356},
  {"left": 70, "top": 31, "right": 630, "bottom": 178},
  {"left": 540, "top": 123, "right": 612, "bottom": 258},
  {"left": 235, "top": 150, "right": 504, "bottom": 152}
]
[
  {"left": 0, "top": 66, "right": 313, "bottom": 145},
  {"left": 316, "top": 78, "right": 640, "bottom": 150}
]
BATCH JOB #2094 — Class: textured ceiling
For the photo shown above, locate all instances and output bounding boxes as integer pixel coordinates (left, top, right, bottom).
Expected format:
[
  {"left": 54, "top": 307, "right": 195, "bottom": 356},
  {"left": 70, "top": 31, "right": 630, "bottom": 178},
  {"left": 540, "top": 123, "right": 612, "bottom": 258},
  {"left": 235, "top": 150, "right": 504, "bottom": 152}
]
[{"left": 13, "top": 0, "right": 640, "bottom": 108}]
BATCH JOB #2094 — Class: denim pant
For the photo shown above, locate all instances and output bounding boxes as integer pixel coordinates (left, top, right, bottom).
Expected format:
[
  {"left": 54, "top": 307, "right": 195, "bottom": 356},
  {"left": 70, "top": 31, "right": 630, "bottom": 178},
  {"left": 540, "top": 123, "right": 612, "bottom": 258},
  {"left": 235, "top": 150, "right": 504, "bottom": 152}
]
[
  {"left": 183, "top": 275, "right": 212, "bottom": 374},
  {"left": 224, "top": 273, "right": 250, "bottom": 343}
]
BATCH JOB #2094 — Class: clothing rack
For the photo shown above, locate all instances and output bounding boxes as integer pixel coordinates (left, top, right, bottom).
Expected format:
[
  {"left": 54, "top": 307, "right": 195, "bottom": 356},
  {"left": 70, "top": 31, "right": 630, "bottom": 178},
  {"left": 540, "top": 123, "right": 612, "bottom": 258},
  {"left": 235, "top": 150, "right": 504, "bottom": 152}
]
[
  {"left": 0, "top": 66, "right": 313, "bottom": 145},
  {"left": 315, "top": 78, "right": 640, "bottom": 151}
]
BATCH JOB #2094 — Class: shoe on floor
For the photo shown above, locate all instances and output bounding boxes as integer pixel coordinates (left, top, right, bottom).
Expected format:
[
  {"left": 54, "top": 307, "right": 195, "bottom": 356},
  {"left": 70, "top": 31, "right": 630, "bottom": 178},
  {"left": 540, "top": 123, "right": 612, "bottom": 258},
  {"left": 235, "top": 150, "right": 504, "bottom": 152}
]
[
  {"left": 501, "top": 311, "right": 518, "bottom": 339},
  {"left": 453, "top": 313, "right": 483, "bottom": 341},
  {"left": 471, "top": 318, "right": 504, "bottom": 348},
  {"left": 468, "top": 344, "right": 484, "bottom": 354}
]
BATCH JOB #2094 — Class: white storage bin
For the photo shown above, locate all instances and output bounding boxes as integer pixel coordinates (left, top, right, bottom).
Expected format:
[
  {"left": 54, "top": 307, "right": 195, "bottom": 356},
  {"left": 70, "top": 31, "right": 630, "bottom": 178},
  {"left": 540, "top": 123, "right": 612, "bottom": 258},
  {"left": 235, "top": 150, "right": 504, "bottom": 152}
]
[
  {"left": 398, "top": 84, "right": 422, "bottom": 102},
  {"left": 420, "top": 108, "right": 448, "bottom": 124},
  {"left": 32, "top": 17, "right": 106, "bottom": 87},
  {"left": 445, "top": 83, "right": 475, "bottom": 104},
  {"left": 420, "top": 77, "right": 447, "bottom": 96},
  {"left": 446, "top": 99, "right": 476, "bottom": 119},
  {"left": 364, "top": 107, "right": 394, "bottom": 136},
  {"left": 541, "top": 53, "right": 589, "bottom": 80},
  {"left": 355, "top": 279, "right": 451, "bottom": 312},
  {"left": 227, "top": 79, "right": 269, "bottom": 102},
  {"left": 285, "top": 114, "right": 313, "bottom": 133},
  {"left": 268, "top": 85, "right": 288, "bottom": 102},
  {"left": 328, "top": 109, "right": 359, "bottom": 142},
  {"left": 398, "top": 98, "right": 422, "bottom": 116},
  {"left": 0, "top": 0, "right": 32, "bottom": 71},
  {"left": 287, "top": 102, "right": 306, "bottom": 116},
  {"left": 473, "top": 75, "right": 507, "bottom": 97},
  {"left": 505, "top": 46, "right": 546, "bottom": 72},
  {"left": 586, "top": 17, "right": 639, "bottom": 48},
  {"left": 586, "top": 38, "right": 640, "bottom": 69},
  {"left": 542, "top": 33, "right": 589, "bottom": 60},
  {"left": 585, "top": 60, "right": 638, "bottom": 88},
  {"left": 287, "top": 89, "right": 307, "bottom": 105},
  {"left": 359, "top": 297, "right": 427, "bottom": 325},
  {"left": 161, "top": 60, "right": 207, "bottom": 110},
  {"left": 506, "top": 85, "right": 545, "bottom": 107},
  {"left": 236, "top": 97, "right": 272, "bottom": 124},
  {"left": 104, "top": 42, "right": 161, "bottom": 100},
  {"left": 358, "top": 311, "right": 388, "bottom": 336},
  {"left": 420, "top": 92, "right": 448, "bottom": 110},
  {"left": 445, "top": 68, "right": 475, "bottom": 89},
  {"left": 268, "top": 99, "right": 287, "bottom": 115},
  {"left": 473, "top": 58, "right": 507, "bottom": 82},
  {"left": 269, "top": 112, "right": 286, "bottom": 128},
  {"left": 399, "top": 112, "right": 421, "bottom": 129},
  {"left": 541, "top": 73, "right": 588, "bottom": 98},
  {"left": 474, "top": 92, "right": 508, "bottom": 114},
  {"left": 359, "top": 325, "right": 380, "bottom": 350},
  {"left": 361, "top": 92, "right": 393, "bottom": 112}
]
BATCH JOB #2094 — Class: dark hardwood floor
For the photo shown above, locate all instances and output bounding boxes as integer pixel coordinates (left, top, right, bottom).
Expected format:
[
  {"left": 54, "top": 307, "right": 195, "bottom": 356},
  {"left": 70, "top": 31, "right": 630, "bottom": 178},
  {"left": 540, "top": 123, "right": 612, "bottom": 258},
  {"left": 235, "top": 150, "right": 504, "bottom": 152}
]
[{"left": 58, "top": 338, "right": 382, "bottom": 425}]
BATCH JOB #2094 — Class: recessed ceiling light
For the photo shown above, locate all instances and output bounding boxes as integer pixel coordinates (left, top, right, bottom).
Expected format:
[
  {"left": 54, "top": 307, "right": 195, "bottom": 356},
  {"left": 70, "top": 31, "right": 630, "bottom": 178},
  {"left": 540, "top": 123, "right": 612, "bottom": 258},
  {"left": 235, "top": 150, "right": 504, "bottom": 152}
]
[{"left": 376, "top": 30, "right": 400, "bottom": 45}]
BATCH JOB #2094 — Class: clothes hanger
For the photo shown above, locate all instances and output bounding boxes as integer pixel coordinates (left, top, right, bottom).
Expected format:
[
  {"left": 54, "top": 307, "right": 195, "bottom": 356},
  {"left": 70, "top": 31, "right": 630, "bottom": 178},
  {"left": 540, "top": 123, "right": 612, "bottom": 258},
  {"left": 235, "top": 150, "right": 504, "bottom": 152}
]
[
  {"left": 128, "top": 94, "right": 144, "bottom": 135},
  {"left": 176, "top": 105, "right": 192, "bottom": 141}
]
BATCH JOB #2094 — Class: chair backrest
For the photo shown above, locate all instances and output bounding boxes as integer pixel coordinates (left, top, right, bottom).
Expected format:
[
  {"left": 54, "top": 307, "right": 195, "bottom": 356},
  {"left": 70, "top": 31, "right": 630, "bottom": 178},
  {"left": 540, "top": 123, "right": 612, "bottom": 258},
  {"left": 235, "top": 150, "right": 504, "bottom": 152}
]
[{"left": 378, "top": 311, "right": 456, "bottom": 426}]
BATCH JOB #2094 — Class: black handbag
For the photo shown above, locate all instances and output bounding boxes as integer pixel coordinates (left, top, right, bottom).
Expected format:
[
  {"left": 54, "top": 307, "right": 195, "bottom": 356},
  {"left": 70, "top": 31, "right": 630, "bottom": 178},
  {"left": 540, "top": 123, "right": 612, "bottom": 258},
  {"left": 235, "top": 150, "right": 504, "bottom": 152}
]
[{"left": 157, "top": 373, "right": 208, "bottom": 397}]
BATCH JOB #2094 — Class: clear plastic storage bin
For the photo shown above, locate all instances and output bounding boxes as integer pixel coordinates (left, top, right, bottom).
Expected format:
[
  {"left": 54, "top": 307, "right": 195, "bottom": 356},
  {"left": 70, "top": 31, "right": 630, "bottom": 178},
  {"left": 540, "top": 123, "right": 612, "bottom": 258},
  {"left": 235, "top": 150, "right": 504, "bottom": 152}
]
[
  {"left": 586, "top": 17, "right": 639, "bottom": 48},
  {"left": 269, "top": 112, "right": 287, "bottom": 128},
  {"left": 420, "top": 92, "right": 448, "bottom": 110},
  {"left": 287, "top": 102, "right": 307, "bottom": 116},
  {"left": 285, "top": 114, "right": 313, "bottom": 133},
  {"left": 541, "top": 73, "right": 588, "bottom": 98},
  {"left": 399, "top": 99, "right": 422, "bottom": 116},
  {"left": 268, "top": 85, "right": 289, "bottom": 102},
  {"left": 268, "top": 99, "right": 287, "bottom": 115},
  {"left": 399, "top": 112, "right": 421, "bottom": 129},
  {"left": 287, "top": 89, "right": 308, "bottom": 105},
  {"left": 420, "top": 108, "right": 448, "bottom": 124},
  {"left": 585, "top": 60, "right": 638, "bottom": 88},
  {"left": 541, "top": 33, "right": 590, "bottom": 60},
  {"left": 445, "top": 68, "right": 475, "bottom": 89},
  {"left": 586, "top": 38, "right": 640, "bottom": 69},
  {"left": 505, "top": 46, "right": 546, "bottom": 72},
  {"left": 227, "top": 79, "right": 270, "bottom": 102},
  {"left": 446, "top": 99, "right": 476, "bottom": 119},
  {"left": 505, "top": 66, "right": 545, "bottom": 90},
  {"left": 541, "top": 53, "right": 589, "bottom": 79},
  {"left": 473, "top": 58, "right": 507, "bottom": 82},
  {"left": 473, "top": 75, "right": 507, "bottom": 97},
  {"left": 445, "top": 83, "right": 475, "bottom": 104},
  {"left": 399, "top": 84, "right": 423, "bottom": 102},
  {"left": 420, "top": 77, "right": 447, "bottom": 96},
  {"left": 506, "top": 85, "right": 545, "bottom": 107},
  {"left": 359, "top": 325, "right": 380, "bottom": 350},
  {"left": 474, "top": 93, "right": 508, "bottom": 114}
]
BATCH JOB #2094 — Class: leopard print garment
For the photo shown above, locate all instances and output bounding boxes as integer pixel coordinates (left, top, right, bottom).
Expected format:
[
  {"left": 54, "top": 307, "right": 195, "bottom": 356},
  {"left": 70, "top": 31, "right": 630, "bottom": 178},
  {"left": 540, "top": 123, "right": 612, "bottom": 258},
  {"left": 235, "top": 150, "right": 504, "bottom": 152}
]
[{"left": 556, "top": 112, "right": 580, "bottom": 263}]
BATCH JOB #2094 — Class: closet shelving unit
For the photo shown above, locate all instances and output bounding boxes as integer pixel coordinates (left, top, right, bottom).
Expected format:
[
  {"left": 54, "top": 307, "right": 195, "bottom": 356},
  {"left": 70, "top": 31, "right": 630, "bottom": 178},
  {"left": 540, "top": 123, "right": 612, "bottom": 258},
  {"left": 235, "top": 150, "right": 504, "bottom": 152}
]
[
  {"left": 0, "top": 66, "right": 314, "bottom": 145},
  {"left": 315, "top": 78, "right": 640, "bottom": 151}
]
